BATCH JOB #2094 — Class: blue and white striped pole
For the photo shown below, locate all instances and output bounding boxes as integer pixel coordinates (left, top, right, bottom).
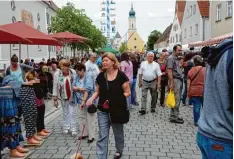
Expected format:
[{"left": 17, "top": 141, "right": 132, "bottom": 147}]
[{"left": 106, "top": 0, "right": 111, "bottom": 47}]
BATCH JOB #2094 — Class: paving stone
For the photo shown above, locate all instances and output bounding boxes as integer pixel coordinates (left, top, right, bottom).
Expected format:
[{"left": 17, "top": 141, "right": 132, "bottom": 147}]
[
  {"left": 130, "top": 156, "right": 146, "bottom": 159},
  {"left": 45, "top": 149, "right": 58, "bottom": 154},
  {"left": 151, "top": 152, "right": 167, "bottom": 157},
  {"left": 28, "top": 154, "right": 40, "bottom": 158},
  {"left": 158, "top": 157, "right": 172, "bottom": 159},
  {"left": 167, "top": 152, "right": 181, "bottom": 158},
  {"left": 38, "top": 154, "right": 53, "bottom": 158},
  {"left": 51, "top": 154, "right": 66, "bottom": 158},
  {"left": 34, "top": 149, "right": 47, "bottom": 154}
]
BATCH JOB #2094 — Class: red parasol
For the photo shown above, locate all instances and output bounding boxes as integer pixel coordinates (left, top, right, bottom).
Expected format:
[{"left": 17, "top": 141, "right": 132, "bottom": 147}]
[
  {"left": 49, "top": 31, "right": 89, "bottom": 43},
  {"left": 0, "top": 28, "right": 32, "bottom": 44},
  {"left": 0, "top": 21, "right": 62, "bottom": 46}
]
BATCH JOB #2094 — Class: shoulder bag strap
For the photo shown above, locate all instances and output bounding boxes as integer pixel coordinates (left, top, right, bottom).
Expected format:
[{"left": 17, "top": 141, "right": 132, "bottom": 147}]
[
  {"left": 191, "top": 67, "right": 203, "bottom": 83},
  {"left": 104, "top": 72, "right": 109, "bottom": 91}
]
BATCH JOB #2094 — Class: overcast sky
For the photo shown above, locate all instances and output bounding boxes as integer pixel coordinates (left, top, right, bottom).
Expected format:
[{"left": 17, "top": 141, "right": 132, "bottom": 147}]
[{"left": 54, "top": 0, "right": 176, "bottom": 43}]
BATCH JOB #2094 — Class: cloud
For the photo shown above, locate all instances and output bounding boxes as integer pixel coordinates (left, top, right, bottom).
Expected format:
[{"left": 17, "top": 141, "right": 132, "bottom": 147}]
[
  {"left": 147, "top": 12, "right": 173, "bottom": 19},
  {"left": 167, "top": 8, "right": 175, "bottom": 12}
]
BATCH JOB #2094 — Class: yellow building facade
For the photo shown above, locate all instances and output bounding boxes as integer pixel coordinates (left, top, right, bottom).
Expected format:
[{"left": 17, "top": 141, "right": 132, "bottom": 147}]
[{"left": 127, "top": 3, "right": 145, "bottom": 53}]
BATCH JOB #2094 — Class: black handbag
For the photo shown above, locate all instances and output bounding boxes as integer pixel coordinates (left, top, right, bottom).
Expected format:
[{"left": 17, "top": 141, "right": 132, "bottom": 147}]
[{"left": 87, "top": 104, "right": 97, "bottom": 113}]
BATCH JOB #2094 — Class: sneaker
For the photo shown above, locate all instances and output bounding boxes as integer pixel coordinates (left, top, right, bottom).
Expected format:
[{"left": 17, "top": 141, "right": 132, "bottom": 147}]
[
  {"left": 170, "top": 118, "right": 184, "bottom": 124},
  {"left": 139, "top": 110, "right": 146, "bottom": 115},
  {"left": 71, "top": 132, "right": 77, "bottom": 137},
  {"left": 160, "top": 104, "right": 165, "bottom": 107},
  {"left": 87, "top": 138, "right": 94, "bottom": 144},
  {"left": 178, "top": 117, "right": 184, "bottom": 121},
  {"left": 63, "top": 130, "right": 69, "bottom": 134},
  {"left": 151, "top": 109, "right": 156, "bottom": 113}
]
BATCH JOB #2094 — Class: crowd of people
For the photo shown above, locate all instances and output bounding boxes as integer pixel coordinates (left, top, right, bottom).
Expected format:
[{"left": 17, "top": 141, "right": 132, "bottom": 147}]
[{"left": 0, "top": 39, "right": 232, "bottom": 159}]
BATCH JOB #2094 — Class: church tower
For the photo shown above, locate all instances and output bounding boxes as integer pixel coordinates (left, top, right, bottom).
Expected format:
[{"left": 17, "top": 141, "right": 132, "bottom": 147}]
[
  {"left": 128, "top": 3, "right": 136, "bottom": 31},
  {"left": 127, "top": 3, "right": 145, "bottom": 53}
]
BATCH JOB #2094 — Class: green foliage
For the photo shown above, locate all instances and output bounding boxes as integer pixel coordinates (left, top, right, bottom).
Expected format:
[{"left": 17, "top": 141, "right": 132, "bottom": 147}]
[
  {"left": 146, "top": 30, "right": 162, "bottom": 50},
  {"left": 51, "top": 3, "right": 106, "bottom": 50},
  {"left": 119, "top": 42, "right": 128, "bottom": 53}
]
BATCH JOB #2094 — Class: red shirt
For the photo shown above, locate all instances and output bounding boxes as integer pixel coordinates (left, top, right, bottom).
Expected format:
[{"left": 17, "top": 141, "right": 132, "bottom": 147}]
[{"left": 188, "top": 66, "right": 206, "bottom": 97}]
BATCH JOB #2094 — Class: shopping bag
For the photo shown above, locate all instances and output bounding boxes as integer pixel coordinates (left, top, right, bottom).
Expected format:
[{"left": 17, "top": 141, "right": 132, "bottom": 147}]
[{"left": 166, "top": 90, "right": 176, "bottom": 108}]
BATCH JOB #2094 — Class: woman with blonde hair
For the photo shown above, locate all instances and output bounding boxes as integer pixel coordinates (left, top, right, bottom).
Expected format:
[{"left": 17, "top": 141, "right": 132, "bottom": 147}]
[
  {"left": 87, "top": 52, "right": 131, "bottom": 159},
  {"left": 53, "top": 59, "right": 77, "bottom": 136}
]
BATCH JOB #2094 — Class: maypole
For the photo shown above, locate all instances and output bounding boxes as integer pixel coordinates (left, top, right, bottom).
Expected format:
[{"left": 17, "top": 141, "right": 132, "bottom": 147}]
[{"left": 106, "top": 0, "right": 111, "bottom": 47}]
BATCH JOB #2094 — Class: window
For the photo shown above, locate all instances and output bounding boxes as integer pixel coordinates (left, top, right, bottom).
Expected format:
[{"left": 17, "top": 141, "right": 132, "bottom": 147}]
[
  {"left": 37, "top": 25, "right": 41, "bottom": 51},
  {"left": 190, "top": 5, "right": 193, "bottom": 16},
  {"left": 187, "top": 9, "right": 189, "bottom": 17},
  {"left": 12, "top": 16, "right": 16, "bottom": 23},
  {"left": 184, "top": 29, "right": 187, "bottom": 38},
  {"left": 37, "top": 13, "right": 40, "bottom": 22},
  {"left": 180, "top": 34, "right": 182, "bottom": 42},
  {"left": 112, "top": 26, "right": 115, "bottom": 33},
  {"left": 195, "top": 24, "right": 199, "bottom": 34},
  {"left": 193, "top": 5, "right": 196, "bottom": 14},
  {"left": 46, "top": 12, "right": 50, "bottom": 25},
  {"left": 134, "top": 38, "right": 137, "bottom": 40},
  {"left": 132, "top": 24, "right": 134, "bottom": 29},
  {"left": 170, "top": 37, "right": 172, "bottom": 43},
  {"left": 176, "top": 34, "right": 178, "bottom": 42},
  {"left": 190, "top": 26, "right": 192, "bottom": 36},
  {"left": 227, "top": 1, "right": 232, "bottom": 17},
  {"left": 216, "top": 4, "right": 221, "bottom": 21},
  {"left": 11, "top": 0, "right": 16, "bottom": 11},
  {"left": 134, "top": 46, "right": 137, "bottom": 49}
]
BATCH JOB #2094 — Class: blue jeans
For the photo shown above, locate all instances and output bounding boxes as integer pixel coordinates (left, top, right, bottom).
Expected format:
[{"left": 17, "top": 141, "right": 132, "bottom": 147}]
[
  {"left": 197, "top": 132, "right": 233, "bottom": 159},
  {"left": 131, "top": 78, "right": 137, "bottom": 105},
  {"left": 190, "top": 97, "right": 202, "bottom": 124},
  {"left": 127, "top": 82, "right": 133, "bottom": 108},
  {"left": 96, "top": 111, "right": 124, "bottom": 159},
  {"left": 182, "top": 77, "right": 192, "bottom": 105}
]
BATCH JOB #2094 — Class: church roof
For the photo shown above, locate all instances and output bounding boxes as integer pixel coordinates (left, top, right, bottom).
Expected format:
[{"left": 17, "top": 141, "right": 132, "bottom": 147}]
[
  {"left": 115, "top": 32, "right": 121, "bottom": 38},
  {"left": 155, "top": 24, "right": 172, "bottom": 44},
  {"left": 129, "top": 3, "right": 136, "bottom": 18}
]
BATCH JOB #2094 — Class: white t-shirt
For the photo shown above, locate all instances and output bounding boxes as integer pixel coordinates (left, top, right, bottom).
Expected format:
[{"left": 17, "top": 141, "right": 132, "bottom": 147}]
[{"left": 139, "top": 61, "right": 162, "bottom": 81}]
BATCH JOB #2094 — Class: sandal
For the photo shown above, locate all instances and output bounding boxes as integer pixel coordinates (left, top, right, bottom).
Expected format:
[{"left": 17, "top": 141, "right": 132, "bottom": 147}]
[{"left": 114, "top": 152, "right": 122, "bottom": 159}]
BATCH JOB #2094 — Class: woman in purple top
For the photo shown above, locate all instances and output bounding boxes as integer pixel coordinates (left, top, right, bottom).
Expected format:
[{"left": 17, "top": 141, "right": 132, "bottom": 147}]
[{"left": 120, "top": 52, "right": 133, "bottom": 108}]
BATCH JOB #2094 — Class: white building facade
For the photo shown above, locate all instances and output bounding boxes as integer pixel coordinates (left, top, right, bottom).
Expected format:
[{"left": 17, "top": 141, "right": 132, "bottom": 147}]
[
  {"left": 169, "top": 14, "right": 182, "bottom": 48},
  {"left": 210, "top": 0, "right": 233, "bottom": 38},
  {"left": 0, "top": 0, "right": 58, "bottom": 64},
  {"left": 181, "top": 0, "right": 210, "bottom": 45}
]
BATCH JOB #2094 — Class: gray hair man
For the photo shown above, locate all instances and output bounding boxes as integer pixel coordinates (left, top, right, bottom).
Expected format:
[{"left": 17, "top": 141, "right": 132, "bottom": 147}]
[
  {"left": 138, "top": 52, "right": 162, "bottom": 115},
  {"left": 167, "top": 44, "right": 184, "bottom": 124}
]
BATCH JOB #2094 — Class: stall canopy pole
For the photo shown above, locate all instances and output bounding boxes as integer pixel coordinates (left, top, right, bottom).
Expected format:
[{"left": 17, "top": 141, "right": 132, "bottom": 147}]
[
  {"left": 19, "top": 43, "right": 21, "bottom": 60},
  {"left": 27, "top": 45, "right": 29, "bottom": 58},
  {"left": 10, "top": 44, "right": 12, "bottom": 58}
]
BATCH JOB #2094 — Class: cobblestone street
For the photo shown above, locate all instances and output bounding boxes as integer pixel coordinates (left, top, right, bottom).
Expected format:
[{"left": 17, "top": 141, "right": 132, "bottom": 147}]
[{"left": 26, "top": 103, "right": 201, "bottom": 159}]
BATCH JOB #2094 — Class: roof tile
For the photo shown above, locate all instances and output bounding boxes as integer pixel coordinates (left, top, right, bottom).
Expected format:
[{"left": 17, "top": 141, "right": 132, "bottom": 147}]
[
  {"left": 197, "top": 0, "right": 209, "bottom": 17},
  {"left": 156, "top": 23, "right": 172, "bottom": 43}
]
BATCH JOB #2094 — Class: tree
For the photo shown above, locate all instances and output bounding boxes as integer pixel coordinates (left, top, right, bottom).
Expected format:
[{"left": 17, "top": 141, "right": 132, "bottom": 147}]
[
  {"left": 51, "top": 3, "right": 106, "bottom": 52},
  {"left": 119, "top": 42, "right": 128, "bottom": 53},
  {"left": 146, "top": 30, "right": 162, "bottom": 50}
]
